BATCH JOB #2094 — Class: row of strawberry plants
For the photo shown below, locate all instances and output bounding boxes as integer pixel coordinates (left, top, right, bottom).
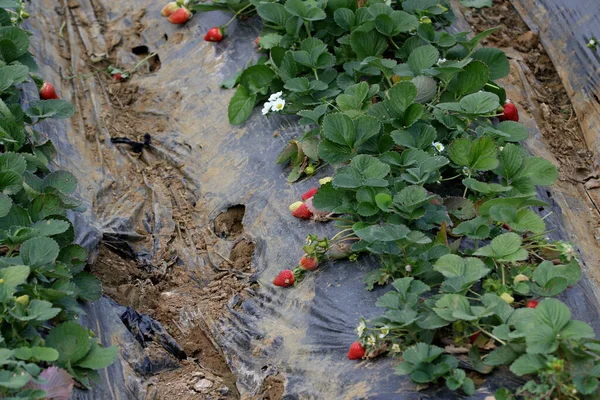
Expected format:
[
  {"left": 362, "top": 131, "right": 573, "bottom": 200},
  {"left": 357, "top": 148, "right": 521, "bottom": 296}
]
[
  {"left": 166, "top": 0, "right": 600, "bottom": 397},
  {"left": 0, "top": 1, "right": 116, "bottom": 398}
]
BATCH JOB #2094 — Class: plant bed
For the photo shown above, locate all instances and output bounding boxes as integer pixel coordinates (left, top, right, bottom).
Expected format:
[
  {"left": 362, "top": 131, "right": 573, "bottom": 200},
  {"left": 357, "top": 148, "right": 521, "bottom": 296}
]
[{"left": 12, "top": 0, "right": 600, "bottom": 398}]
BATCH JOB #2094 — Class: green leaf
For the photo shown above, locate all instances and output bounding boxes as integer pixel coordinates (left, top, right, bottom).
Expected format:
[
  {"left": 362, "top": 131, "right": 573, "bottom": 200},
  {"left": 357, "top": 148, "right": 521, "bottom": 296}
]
[
  {"left": 534, "top": 299, "right": 571, "bottom": 332},
  {"left": 459, "top": 91, "right": 501, "bottom": 114},
  {"left": 76, "top": 342, "right": 118, "bottom": 370},
  {"left": 447, "top": 60, "right": 489, "bottom": 96},
  {"left": 25, "top": 100, "right": 75, "bottom": 120},
  {"left": 354, "top": 223, "right": 410, "bottom": 242},
  {"left": 350, "top": 30, "right": 388, "bottom": 59},
  {"left": 0, "top": 152, "right": 26, "bottom": 174},
  {"left": 0, "top": 265, "right": 29, "bottom": 288},
  {"left": 334, "top": 8, "right": 355, "bottom": 31},
  {"left": 403, "top": 343, "right": 444, "bottom": 364},
  {"left": 408, "top": 45, "right": 439, "bottom": 74},
  {"left": 43, "top": 170, "right": 77, "bottom": 195},
  {"left": 391, "top": 123, "right": 436, "bottom": 150},
  {"left": 240, "top": 65, "right": 276, "bottom": 94},
  {"left": 560, "top": 320, "right": 595, "bottom": 340},
  {"left": 462, "top": 178, "right": 511, "bottom": 195},
  {"left": 510, "top": 354, "right": 547, "bottom": 376},
  {"left": 20, "top": 237, "right": 60, "bottom": 267},
  {"left": 334, "top": 155, "right": 390, "bottom": 188},
  {"left": 473, "top": 48, "right": 510, "bottom": 80},
  {"left": 73, "top": 272, "right": 102, "bottom": 301},
  {"left": 28, "top": 300, "right": 61, "bottom": 321},
  {"left": 459, "top": 0, "right": 492, "bottom": 7},
  {"left": 474, "top": 232, "right": 528, "bottom": 262},
  {"left": 485, "top": 345, "right": 520, "bottom": 366},
  {"left": 0, "top": 64, "right": 29, "bottom": 92},
  {"left": 387, "top": 81, "right": 417, "bottom": 113},
  {"left": 412, "top": 76, "right": 437, "bottom": 103},
  {"left": 0, "top": 193, "right": 12, "bottom": 217},
  {"left": 0, "top": 171, "right": 22, "bottom": 194},
  {"left": 45, "top": 321, "right": 92, "bottom": 365},
  {"left": 257, "top": 3, "right": 289, "bottom": 27},
  {"left": 228, "top": 85, "right": 257, "bottom": 125},
  {"left": 0, "top": 27, "right": 29, "bottom": 62},
  {"left": 448, "top": 136, "right": 498, "bottom": 171},
  {"left": 258, "top": 34, "right": 283, "bottom": 50}
]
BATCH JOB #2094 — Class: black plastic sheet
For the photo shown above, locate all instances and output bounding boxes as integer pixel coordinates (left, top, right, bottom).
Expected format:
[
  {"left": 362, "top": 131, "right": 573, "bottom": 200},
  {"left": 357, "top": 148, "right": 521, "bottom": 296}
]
[{"left": 20, "top": 0, "right": 600, "bottom": 398}]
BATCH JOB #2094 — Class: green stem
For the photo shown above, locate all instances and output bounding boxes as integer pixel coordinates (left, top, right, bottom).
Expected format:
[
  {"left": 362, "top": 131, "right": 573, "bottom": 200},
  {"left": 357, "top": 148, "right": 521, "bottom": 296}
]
[
  {"left": 304, "top": 21, "right": 312, "bottom": 38},
  {"left": 313, "top": 68, "right": 319, "bottom": 80},
  {"left": 389, "top": 37, "right": 400, "bottom": 50},
  {"left": 128, "top": 52, "right": 158, "bottom": 74},
  {"left": 223, "top": 3, "right": 253, "bottom": 28},
  {"left": 440, "top": 174, "right": 461, "bottom": 182},
  {"left": 477, "top": 326, "right": 506, "bottom": 346}
]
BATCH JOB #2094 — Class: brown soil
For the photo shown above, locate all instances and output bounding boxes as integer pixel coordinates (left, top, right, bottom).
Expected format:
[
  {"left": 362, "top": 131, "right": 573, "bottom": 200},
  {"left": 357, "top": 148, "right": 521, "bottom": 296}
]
[
  {"left": 464, "top": 0, "right": 595, "bottom": 181},
  {"left": 255, "top": 375, "right": 286, "bottom": 400},
  {"left": 214, "top": 205, "right": 246, "bottom": 240},
  {"left": 53, "top": 1, "right": 261, "bottom": 397}
]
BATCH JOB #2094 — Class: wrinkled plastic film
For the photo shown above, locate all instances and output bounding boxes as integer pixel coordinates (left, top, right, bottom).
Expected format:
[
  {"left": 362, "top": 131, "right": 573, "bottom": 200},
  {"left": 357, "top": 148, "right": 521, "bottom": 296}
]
[{"left": 21, "top": 0, "right": 600, "bottom": 398}]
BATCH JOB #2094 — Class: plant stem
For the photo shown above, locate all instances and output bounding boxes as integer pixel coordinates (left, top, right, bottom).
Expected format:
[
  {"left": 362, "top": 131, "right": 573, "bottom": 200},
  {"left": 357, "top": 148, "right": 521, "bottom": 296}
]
[
  {"left": 128, "top": 52, "right": 157, "bottom": 74},
  {"left": 477, "top": 326, "right": 506, "bottom": 346},
  {"left": 223, "top": 3, "right": 253, "bottom": 28},
  {"left": 304, "top": 21, "right": 312, "bottom": 38}
]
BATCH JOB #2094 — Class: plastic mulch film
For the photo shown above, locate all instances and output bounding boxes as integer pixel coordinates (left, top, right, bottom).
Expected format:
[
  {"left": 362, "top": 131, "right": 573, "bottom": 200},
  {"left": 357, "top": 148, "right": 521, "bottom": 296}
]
[{"left": 21, "top": 0, "right": 600, "bottom": 398}]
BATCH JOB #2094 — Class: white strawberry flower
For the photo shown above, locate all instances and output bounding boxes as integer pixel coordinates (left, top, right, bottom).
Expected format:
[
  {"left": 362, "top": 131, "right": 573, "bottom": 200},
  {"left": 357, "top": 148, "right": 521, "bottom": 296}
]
[
  {"left": 462, "top": 166, "right": 471, "bottom": 176},
  {"left": 271, "top": 98, "right": 286, "bottom": 112},
  {"left": 405, "top": 264, "right": 412, "bottom": 272},
  {"left": 261, "top": 102, "right": 272, "bottom": 115},
  {"left": 268, "top": 91, "right": 283, "bottom": 102},
  {"left": 437, "top": 58, "right": 447, "bottom": 65},
  {"left": 432, "top": 142, "right": 444, "bottom": 152},
  {"left": 367, "top": 335, "right": 376, "bottom": 347},
  {"left": 379, "top": 326, "right": 390, "bottom": 339},
  {"left": 589, "top": 39, "right": 596, "bottom": 47},
  {"left": 391, "top": 343, "right": 401, "bottom": 353},
  {"left": 356, "top": 320, "right": 366, "bottom": 337}
]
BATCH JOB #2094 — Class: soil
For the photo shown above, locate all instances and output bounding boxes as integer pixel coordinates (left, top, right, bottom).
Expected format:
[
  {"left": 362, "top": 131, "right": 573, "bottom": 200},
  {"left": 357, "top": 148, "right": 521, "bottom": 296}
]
[
  {"left": 464, "top": 0, "right": 595, "bottom": 182},
  {"left": 214, "top": 205, "right": 246, "bottom": 240},
  {"left": 53, "top": 1, "right": 260, "bottom": 397}
]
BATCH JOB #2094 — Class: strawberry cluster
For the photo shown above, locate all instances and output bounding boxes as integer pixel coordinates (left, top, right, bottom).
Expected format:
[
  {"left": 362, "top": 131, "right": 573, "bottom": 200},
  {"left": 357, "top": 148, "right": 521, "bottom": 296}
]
[{"left": 160, "top": 0, "right": 193, "bottom": 24}]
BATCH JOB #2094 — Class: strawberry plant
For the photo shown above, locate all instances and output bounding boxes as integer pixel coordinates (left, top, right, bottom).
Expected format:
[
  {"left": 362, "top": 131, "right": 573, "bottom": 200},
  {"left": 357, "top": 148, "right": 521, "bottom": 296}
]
[
  {"left": 184, "top": 0, "right": 599, "bottom": 396},
  {"left": 0, "top": 1, "right": 116, "bottom": 397}
]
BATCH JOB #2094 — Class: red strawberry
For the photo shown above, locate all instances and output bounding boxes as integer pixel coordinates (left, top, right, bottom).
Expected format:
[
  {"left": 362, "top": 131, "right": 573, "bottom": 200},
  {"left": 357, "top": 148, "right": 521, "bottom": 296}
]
[
  {"left": 39, "top": 82, "right": 59, "bottom": 100},
  {"left": 113, "top": 73, "right": 123, "bottom": 81},
  {"left": 168, "top": 7, "right": 192, "bottom": 24},
  {"left": 469, "top": 331, "right": 481, "bottom": 344},
  {"left": 273, "top": 270, "right": 294, "bottom": 287},
  {"left": 302, "top": 187, "right": 318, "bottom": 201},
  {"left": 499, "top": 100, "right": 519, "bottom": 122},
  {"left": 292, "top": 203, "right": 313, "bottom": 219},
  {"left": 526, "top": 300, "right": 539, "bottom": 309},
  {"left": 299, "top": 254, "right": 318, "bottom": 271},
  {"left": 347, "top": 342, "right": 366, "bottom": 360},
  {"left": 161, "top": 2, "right": 180, "bottom": 17},
  {"left": 255, "top": 37, "right": 260, "bottom": 46},
  {"left": 204, "top": 26, "right": 224, "bottom": 42}
]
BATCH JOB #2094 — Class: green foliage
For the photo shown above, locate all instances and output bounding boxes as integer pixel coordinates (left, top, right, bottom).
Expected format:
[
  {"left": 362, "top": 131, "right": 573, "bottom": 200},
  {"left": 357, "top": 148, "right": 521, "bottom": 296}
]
[
  {"left": 196, "top": 0, "right": 597, "bottom": 396},
  {"left": 0, "top": 5, "right": 116, "bottom": 398}
]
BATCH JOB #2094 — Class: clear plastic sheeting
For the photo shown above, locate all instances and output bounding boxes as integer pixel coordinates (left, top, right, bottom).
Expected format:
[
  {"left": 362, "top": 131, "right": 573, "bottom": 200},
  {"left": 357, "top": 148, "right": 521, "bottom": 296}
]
[{"left": 21, "top": 0, "right": 600, "bottom": 398}]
